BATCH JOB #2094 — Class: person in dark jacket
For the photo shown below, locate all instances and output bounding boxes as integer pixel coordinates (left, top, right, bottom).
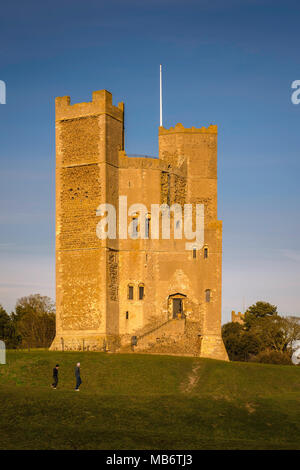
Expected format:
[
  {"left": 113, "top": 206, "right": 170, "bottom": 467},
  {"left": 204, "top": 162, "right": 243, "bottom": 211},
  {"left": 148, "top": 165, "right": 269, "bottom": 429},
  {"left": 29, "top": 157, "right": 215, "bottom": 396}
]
[
  {"left": 52, "top": 364, "right": 59, "bottom": 389},
  {"left": 75, "top": 362, "right": 82, "bottom": 391}
]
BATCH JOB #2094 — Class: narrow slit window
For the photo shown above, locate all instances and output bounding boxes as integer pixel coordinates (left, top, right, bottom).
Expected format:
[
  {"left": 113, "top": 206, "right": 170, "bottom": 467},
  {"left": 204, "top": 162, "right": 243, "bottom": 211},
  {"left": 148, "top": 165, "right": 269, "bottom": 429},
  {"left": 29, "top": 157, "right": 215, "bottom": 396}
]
[
  {"left": 205, "top": 289, "right": 211, "bottom": 303},
  {"left": 145, "top": 217, "right": 150, "bottom": 239},
  {"left": 128, "top": 285, "right": 134, "bottom": 300},
  {"left": 126, "top": 311, "right": 129, "bottom": 320},
  {"left": 204, "top": 247, "right": 208, "bottom": 259},
  {"left": 193, "top": 248, "right": 197, "bottom": 259}
]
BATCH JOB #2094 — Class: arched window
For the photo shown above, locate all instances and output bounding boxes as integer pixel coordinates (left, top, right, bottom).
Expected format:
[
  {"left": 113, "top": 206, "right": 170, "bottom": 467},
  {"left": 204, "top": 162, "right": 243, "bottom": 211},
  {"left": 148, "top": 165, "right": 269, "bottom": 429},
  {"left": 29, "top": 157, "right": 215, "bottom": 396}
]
[
  {"left": 128, "top": 284, "right": 134, "bottom": 300},
  {"left": 204, "top": 246, "right": 209, "bottom": 259},
  {"left": 205, "top": 289, "right": 211, "bottom": 303},
  {"left": 139, "top": 284, "right": 145, "bottom": 300}
]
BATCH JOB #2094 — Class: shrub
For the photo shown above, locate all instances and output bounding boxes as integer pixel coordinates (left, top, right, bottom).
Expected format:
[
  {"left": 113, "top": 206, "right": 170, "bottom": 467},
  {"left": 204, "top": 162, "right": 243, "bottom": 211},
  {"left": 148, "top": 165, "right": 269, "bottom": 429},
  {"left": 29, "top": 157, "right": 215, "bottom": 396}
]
[{"left": 250, "top": 350, "right": 293, "bottom": 365}]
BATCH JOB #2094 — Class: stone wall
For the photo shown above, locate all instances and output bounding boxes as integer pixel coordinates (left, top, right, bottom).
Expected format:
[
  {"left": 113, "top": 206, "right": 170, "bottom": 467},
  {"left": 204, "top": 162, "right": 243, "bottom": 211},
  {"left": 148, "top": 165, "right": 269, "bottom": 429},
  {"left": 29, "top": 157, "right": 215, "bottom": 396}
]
[{"left": 51, "top": 90, "right": 123, "bottom": 351}]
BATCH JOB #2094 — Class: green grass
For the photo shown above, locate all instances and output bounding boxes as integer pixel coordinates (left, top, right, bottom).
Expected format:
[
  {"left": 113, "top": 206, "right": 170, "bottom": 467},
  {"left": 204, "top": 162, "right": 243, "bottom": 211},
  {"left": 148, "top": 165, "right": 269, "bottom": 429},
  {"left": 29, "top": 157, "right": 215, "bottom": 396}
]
[{"left": 0, "top": 350, "right": 300, "bottom": 449}]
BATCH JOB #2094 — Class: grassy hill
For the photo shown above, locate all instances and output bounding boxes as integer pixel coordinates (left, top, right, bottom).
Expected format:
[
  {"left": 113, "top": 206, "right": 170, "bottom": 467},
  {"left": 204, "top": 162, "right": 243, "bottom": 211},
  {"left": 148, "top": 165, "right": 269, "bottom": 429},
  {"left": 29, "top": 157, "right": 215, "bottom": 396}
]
[{"left": 0, "top": 350, "right": 299, "bottom": 450}]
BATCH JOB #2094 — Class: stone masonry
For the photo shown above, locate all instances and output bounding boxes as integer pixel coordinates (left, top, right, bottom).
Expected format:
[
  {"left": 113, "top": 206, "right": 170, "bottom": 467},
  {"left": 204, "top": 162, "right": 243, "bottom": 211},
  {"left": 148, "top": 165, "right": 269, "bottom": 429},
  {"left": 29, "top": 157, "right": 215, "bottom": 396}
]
[{"left": 50, "top": 89, "right": 228, "bottom": 361}]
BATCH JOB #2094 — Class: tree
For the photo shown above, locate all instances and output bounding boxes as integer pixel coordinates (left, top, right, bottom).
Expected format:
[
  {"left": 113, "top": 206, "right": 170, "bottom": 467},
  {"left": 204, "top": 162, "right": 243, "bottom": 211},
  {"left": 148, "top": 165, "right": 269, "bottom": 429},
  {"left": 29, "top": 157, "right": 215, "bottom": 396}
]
[
  {"left": 14, "top": 294, "right": 56, "bottom": 348},
  {"left": 0, "top": 305, "right": 10, "bottom": 339},
  {"left": 223, "top": 301, "right": 300, "bottom": 364},
  {"left": 250, "top": 315, "right": 300, "bottom": 355},
  {"left": 244, "top": 301, "right": 278, "bottom": 330},
  {"left": 222, "top": 322, "right": 260, "bottom": 361},
  {"left": 0, "top": 304, "right": 21, "bottom": 348}
]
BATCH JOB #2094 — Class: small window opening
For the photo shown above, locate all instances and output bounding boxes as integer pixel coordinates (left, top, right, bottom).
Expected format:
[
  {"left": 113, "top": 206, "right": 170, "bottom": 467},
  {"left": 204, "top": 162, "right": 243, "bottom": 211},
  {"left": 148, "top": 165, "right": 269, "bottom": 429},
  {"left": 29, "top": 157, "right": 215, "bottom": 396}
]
[
  {"left": 128, "top": 285, "right": 134, "bottom": 300},
  {"left": 204, "top": 247, "right": 208, "bottom": 259},
  {"left": 145, "top": 217, "right": 150, "bottom": 239},
  {"left": 132, "top": 217, "right": 138, "bottom": 239},
  {"left": 126, "top": 311, "right": 129, "bottom": 320},
  {"left": 205, "top": 289, "right": 211, "bottom": 303},
  {"left": 139, "top": 284, "right": 144, "bottom": 300},
  {"left": 193, "top": 248, "right": 196, "bottom": 259}
]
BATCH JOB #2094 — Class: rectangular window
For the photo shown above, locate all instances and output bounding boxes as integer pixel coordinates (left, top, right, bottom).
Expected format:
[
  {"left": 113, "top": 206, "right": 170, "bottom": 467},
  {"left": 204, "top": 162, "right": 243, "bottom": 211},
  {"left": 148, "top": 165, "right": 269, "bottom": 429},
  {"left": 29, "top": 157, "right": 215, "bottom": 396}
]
[
  {"left": 126, "top": 311, "right": 129, "bottom": 320},
  {"left": 193, "top": 248, "right": 196, "bottom": 259},
  {"left": 139, "top": 285, "right": 144, "bottom": 300},
  {"left": 132, "top": 217, "right": 138, "bottom": 239},
  {"left": 128, "top": 285, "right": 134, "bottom": 300}
]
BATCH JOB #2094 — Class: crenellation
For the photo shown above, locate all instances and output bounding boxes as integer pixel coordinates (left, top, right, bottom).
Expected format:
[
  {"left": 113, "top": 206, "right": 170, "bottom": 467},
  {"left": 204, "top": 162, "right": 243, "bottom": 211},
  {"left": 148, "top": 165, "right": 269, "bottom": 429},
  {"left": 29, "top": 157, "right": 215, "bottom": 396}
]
[
  {"left": 159, "top": 122, "right": 218, "bottom": 135},
  {"left": 55, "top": 89, "right": 124, "bottom": 122}
]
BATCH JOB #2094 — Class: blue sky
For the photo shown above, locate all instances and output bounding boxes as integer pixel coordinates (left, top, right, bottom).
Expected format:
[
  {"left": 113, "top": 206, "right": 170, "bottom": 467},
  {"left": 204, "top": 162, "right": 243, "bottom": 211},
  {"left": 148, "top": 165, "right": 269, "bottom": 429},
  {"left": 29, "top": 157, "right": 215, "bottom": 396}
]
[{"left": 0, "top": 0, "right": 299, "bottom": 322}]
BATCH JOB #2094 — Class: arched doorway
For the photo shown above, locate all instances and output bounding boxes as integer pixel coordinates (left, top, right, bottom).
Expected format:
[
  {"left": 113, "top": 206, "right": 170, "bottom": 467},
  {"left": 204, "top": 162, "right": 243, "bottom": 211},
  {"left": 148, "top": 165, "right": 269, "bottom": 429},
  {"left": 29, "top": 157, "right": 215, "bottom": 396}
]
[{"left": 168, "top": 293, "right": 187, "bottom": 319}]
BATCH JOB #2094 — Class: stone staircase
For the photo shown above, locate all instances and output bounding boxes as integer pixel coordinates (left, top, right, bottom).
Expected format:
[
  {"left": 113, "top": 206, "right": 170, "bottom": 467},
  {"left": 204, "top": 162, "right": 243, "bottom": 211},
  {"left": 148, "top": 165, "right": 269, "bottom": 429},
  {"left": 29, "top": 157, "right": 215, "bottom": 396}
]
[{"left": 118, "top": 318, "right": 201, "bottom": 356}]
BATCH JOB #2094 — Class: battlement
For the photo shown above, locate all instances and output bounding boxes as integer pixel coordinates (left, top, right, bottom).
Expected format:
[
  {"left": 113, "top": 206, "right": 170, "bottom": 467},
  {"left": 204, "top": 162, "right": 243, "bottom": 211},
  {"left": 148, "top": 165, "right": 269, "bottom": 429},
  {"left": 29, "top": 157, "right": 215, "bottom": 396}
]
[
  {"left": 55, "top": 89, "right": 124, "bottom": 122},
  {"left": 159, "top": 122, "right": 217, "bottom": 135},
  {"left": 231, "top": 311, "right": 245, "bottom": 324}
]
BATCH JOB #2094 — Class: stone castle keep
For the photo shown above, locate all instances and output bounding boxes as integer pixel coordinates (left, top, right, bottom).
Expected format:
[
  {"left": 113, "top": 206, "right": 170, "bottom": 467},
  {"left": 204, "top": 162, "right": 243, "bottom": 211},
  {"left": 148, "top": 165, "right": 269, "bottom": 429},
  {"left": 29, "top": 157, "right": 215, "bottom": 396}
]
[{"left": 50, "top": 89, "right": 228, "bottom": 361}]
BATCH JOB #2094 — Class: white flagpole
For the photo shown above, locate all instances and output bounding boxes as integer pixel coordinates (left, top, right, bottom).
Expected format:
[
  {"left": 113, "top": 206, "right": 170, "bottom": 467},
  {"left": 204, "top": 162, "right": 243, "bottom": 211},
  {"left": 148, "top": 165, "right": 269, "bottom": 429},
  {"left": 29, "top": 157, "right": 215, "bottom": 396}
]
[{"left": 160, "top": 64, "right": 163, "bottom": 127}]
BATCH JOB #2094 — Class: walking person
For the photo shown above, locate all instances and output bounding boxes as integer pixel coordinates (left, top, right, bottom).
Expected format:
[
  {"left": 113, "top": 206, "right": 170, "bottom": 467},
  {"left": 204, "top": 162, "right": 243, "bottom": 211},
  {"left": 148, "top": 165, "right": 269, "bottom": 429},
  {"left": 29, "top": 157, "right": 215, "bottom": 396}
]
[
  {"left": 52, "top": 364, "right": 59, "bottom": 389},
  {"left": 75, "top": 362, "right": 82, "bottom": 391}
]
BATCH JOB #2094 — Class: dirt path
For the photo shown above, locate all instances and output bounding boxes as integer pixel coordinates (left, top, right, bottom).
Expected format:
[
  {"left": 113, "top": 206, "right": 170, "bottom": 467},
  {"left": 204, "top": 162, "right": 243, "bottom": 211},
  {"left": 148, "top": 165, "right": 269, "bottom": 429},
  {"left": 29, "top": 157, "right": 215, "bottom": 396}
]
[{"left": 181, "top": 360, "right": 202, "bottom": 393}]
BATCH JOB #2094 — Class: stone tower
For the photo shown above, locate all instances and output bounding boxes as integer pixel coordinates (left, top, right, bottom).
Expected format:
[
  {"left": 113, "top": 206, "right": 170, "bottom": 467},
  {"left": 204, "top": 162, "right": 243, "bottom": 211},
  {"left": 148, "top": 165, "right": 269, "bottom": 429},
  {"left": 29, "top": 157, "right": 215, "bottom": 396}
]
[
  {"left": 50, "top": 89, "right": 228, "bottom": 361},
  {"left": 51, "top": 90, "right": 124, "bottom": 351}
]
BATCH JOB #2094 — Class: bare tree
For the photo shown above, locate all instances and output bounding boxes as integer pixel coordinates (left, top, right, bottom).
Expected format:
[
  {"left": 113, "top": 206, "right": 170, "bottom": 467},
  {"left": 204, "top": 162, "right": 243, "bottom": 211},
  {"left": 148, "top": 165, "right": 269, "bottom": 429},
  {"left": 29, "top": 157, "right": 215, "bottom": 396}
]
[
  {"left": 14, "top": 294, "right": 55, "bottom": 348},
  {"left": 251, "top": 315, "right": 300, "bottom": 355}
]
